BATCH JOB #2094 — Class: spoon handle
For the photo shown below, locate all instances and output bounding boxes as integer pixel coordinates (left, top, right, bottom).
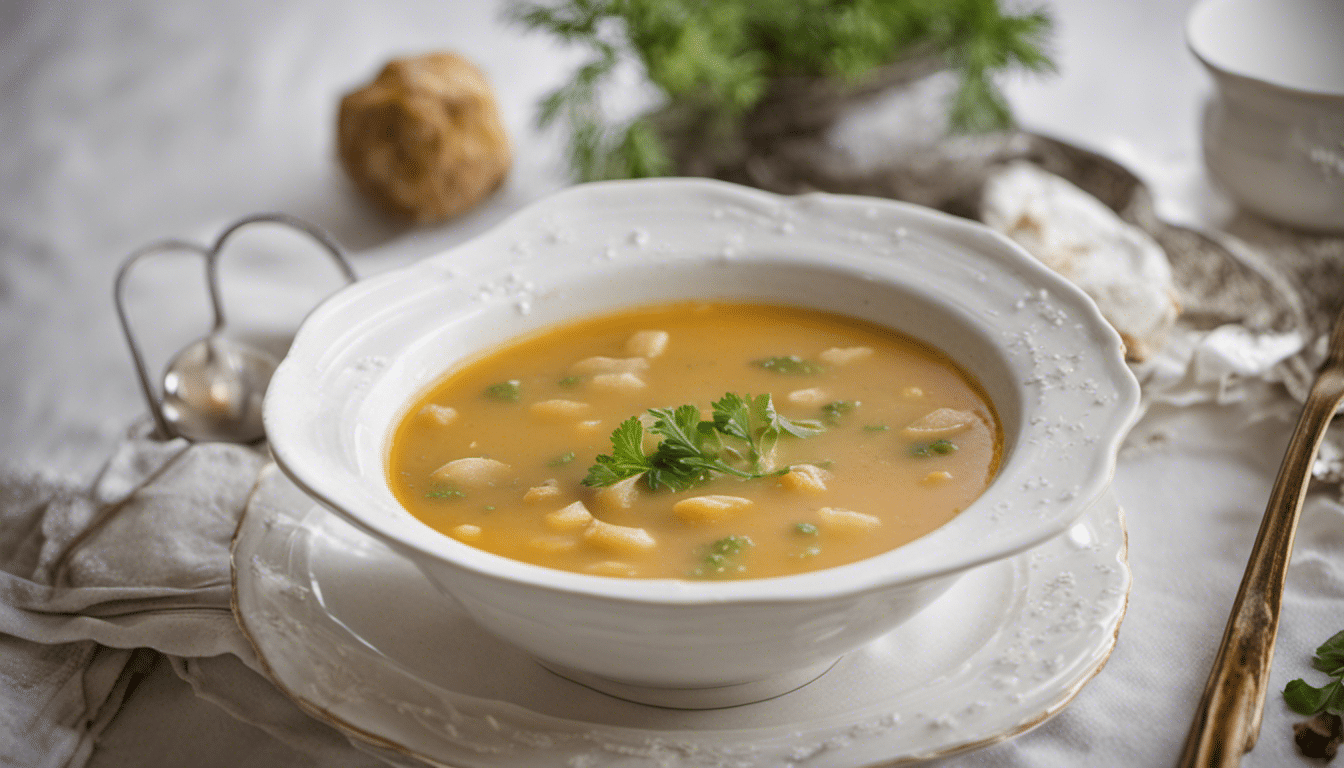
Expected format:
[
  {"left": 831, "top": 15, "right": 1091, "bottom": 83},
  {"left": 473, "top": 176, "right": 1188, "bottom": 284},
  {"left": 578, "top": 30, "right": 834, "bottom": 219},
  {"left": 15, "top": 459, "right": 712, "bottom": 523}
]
[
  {"left": 204, "top": 213, "right": 357, "bottom": 335},
  {"left": 1176, "top": 318, "right": 1344, "bottom": 768},
  {"left": 114, "top": 240, "right": 212, "bottom": 439}
]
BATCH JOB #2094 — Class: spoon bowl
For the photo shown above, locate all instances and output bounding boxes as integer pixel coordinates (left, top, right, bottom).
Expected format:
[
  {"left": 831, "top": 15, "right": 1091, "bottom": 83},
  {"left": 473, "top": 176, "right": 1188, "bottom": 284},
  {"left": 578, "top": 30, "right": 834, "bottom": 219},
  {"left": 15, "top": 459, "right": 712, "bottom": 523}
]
[{"left": 161, "top": 334, "right": 278, "bottom": 443}]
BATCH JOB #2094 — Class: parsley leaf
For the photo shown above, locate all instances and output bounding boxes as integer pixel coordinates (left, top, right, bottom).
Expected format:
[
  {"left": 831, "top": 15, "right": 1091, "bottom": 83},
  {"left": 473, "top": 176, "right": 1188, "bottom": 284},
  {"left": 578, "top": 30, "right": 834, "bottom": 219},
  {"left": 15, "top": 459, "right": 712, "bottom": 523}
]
[
  {"left": 712, "top": 392, "right": 823, "bottom": 472},
  {"left": 710, "top": 534, "right": 752, "bottom": 556},
  {"left": 424, "top": 487, "right": 465, "bottom": 500},
  {"left": 691, "top": 534, "right": 754, "bottom": 578},
  {"left": 754, "top": 355, "right": 826, "bottom": 375},
  {"left": 1285, "top": 680, "right": 1344, "bottom": 717},
  {"left": 484, "top": 380, "right": 522, "bottom": 402},
  {"left": 1286, "top": 631, "right": 1344, "bottom": 716},
  {"left": 583, "top": 417, "right": 655, "bottom": 487},
  {"left": 548, "top": 451, "right": 577, "bottom": 467},
  {"left": 911, "top": 439, "right": 958, "bottom": 457},
  {"left": 821, "top": 400, "right": 858, "bottom": 426},
  {"left": 1315, "top": 631, "right": 1344, "bottom": 677}
]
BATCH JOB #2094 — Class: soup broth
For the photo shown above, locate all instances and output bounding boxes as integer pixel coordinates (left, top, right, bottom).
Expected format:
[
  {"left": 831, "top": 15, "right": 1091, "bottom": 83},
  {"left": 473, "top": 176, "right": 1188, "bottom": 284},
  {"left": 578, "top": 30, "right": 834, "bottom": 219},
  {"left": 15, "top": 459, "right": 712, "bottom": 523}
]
[{"left": 387, "top": 302, "right": 1001, "bottom": 579}]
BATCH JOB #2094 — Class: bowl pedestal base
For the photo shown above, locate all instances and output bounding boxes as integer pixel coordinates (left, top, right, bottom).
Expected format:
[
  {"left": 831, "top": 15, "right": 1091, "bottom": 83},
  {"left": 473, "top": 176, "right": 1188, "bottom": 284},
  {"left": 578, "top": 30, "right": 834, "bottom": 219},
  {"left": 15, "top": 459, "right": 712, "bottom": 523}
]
[{"left": 537, "top": 657, "right": 841, "bottom": 710}]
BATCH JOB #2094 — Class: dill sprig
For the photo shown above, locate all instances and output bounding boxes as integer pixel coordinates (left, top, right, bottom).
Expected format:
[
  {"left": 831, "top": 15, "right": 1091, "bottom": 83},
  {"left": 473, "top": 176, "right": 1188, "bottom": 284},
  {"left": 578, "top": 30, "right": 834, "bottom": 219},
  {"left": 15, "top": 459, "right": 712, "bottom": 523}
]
[{"left": 509, "top": 0, "right": 1054, "bottom": 182}]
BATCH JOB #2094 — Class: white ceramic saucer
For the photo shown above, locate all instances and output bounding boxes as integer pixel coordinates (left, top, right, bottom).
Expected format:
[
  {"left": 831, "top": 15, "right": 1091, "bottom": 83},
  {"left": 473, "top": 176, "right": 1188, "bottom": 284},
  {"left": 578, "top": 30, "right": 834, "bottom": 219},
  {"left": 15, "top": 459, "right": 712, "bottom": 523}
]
[{"left": 233, "top": 465, "right": 1129, "bottom": 768}]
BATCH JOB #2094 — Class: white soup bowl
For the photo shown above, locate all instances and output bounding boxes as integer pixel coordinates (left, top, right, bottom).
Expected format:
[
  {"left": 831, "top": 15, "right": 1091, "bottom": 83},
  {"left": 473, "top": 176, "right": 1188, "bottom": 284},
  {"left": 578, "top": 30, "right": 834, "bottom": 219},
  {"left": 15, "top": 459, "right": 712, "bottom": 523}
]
[{"left": 264, "top": 178, "right": 1139, "bottom": 708}]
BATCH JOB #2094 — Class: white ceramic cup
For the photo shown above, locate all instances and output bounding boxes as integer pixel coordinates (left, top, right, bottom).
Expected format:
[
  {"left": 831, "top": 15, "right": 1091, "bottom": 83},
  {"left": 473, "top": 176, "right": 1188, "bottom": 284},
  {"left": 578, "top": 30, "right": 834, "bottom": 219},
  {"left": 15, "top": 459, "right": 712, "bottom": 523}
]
[
  {"left": 1187, "top": 0, "right": 1344, "bottom": 232},
  {"left": 264, "top": 179, "right": 1140, "bottom": 708}
]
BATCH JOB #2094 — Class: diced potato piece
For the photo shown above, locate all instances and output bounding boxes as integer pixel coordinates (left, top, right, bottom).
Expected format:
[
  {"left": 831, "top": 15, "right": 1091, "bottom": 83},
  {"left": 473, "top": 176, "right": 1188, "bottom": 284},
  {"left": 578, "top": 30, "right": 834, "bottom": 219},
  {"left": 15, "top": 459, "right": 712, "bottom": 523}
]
[
  {"left": 528, "top": 534, "right": 578, "bottom": 553},
  {"left": 585, "top": 561, "right": 638, "bottom": 577},
  {"left": 431, "top": 457, "right": 512, "bottom": 488},
  {"left": 923, "top": 470, "right": 954, "bottom": 485},
  {"left": 817, "top": 507, "right": 882, "bottom": 533},
  {"left": 787, "top": 388, "right": 828, "bottom": 406},
  {"left": 523, "top": 478, "right": 562, "bottom": 503},
  {"left": 590, "top": 372, "right": 646, "bottom": 392},
  {"left": 569, "top": 356, "right": 650, "bottom": 376},
  {"left": 583, "top": 519, "right": 656, "bottom": 553},
  {"left": 673, "top": 495, "right": 754, "bottom": 523},
  {"left": 419, "top": 404, "right": 459, "bottom": 426},
  {"left": 902, "top": 386, "right": 924, "bottom": 399},
  {"left": 449, "top": 524, "right": 482, "bottom": 542},
  {"left": 528, "top": 399, "right": 591, "bottom": 420},
  {"left": 593, "top": 475, "right": 641, "bottom": 512},
  {"left": 625, "top": 330, "right": 669, "bottom": 358},
  {"left": 576, "top": 420, "right": 604, "bottom": 434},
  {"left": 780, "top": 464, "right": 830, "bottom": 495},
  {"left": 545, "top": 500, "right": 594, "bottom": 531},
  {"left": 819, "top": 346, "right": 873, "bottom": 366},
  {"left": 901, "top": 408, "right": 976, "bottom": 437}
]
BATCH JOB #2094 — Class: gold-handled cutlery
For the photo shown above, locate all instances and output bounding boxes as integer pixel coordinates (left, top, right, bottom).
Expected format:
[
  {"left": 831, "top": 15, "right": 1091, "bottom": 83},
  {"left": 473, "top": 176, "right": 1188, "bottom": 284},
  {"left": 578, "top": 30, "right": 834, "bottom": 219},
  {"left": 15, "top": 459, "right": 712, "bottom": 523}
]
[{"left": 1177, "top": 304, "right": 1344, "bottom": 767}]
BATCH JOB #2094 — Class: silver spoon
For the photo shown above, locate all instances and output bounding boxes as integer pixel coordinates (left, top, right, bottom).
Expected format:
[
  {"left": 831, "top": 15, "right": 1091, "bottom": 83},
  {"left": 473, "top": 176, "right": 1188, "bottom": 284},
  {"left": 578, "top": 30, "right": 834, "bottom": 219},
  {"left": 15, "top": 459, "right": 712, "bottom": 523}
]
[
  {"left": 114, "top": 213, "right": 355, "bottom": 443},
  {"left": 158, "top": 331, "right": 278, "bottom": 443}
]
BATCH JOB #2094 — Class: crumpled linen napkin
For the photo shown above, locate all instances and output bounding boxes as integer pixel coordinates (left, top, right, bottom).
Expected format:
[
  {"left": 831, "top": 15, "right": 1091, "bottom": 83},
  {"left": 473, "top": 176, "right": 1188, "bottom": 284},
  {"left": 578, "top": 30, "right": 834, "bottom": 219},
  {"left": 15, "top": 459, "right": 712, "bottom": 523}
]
[{"left": 0, "top": 434, "right": 384, "bottom": 768}]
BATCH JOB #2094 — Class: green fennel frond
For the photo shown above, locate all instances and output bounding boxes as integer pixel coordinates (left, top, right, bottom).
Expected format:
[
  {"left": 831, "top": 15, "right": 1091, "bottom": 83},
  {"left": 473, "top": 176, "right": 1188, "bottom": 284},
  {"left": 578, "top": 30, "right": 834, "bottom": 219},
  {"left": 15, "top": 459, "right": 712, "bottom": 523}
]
[{"left": 509, "top": 0, "right": 1054, "bottom": 180}]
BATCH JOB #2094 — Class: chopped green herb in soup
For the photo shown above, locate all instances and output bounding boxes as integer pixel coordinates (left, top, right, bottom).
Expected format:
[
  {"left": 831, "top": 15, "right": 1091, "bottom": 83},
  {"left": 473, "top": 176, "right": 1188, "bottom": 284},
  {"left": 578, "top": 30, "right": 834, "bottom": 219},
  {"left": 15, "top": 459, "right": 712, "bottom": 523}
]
[{"left": 387, "top": 302, "right": 1001, "bottom": 579}]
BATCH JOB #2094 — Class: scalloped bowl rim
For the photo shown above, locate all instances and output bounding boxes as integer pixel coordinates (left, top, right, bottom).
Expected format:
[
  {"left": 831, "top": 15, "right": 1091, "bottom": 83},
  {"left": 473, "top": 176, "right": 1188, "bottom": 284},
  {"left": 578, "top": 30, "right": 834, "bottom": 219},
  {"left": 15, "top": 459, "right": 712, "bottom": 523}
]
[{"left": 265, "top": 178, "right": 1140, "bottom": 605}]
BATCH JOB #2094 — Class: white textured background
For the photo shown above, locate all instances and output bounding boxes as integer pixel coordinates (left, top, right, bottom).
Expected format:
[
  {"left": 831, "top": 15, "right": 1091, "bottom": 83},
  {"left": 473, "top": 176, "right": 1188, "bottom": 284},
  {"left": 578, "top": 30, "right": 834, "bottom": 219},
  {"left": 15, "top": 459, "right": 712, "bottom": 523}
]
[{"left": 4, "top": 1, "right": 1336, "bottom": 767}]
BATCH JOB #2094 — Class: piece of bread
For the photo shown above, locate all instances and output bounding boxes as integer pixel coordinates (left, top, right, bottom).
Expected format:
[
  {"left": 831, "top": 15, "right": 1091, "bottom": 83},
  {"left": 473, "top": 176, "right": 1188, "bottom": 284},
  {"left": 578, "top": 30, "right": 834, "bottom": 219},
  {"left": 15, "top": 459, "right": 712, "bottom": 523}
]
[
  {"left": 981, "top": 161, "right": 1181, "bottom": 361},
  {"left": 338, "top": 52, "right": 511, "bottom": 223}
]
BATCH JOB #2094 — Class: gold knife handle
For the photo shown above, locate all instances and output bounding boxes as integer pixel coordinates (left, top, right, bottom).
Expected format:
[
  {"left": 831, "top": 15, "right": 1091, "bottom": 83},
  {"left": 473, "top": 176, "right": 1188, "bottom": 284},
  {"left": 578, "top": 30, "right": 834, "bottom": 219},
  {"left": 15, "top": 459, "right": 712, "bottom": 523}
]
[{"left": 1176, "top": 334, "right": 1344, "bottom": 768}]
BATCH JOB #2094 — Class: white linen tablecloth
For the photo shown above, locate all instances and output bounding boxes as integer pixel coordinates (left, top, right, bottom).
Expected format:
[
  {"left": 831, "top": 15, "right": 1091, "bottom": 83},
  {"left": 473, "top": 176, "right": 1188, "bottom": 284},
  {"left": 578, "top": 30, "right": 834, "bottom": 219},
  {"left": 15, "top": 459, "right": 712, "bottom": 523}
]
[{"left": 2, "top": 1, "right": 1339, "bottom": 767}]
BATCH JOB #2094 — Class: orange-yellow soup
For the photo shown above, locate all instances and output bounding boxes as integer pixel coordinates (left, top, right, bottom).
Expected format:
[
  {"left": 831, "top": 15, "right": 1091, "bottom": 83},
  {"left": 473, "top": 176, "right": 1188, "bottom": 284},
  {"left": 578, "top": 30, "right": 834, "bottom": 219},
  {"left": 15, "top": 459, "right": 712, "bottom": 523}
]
[{"left": 388, "top": 302, "right": 1000, "bottom": 579}]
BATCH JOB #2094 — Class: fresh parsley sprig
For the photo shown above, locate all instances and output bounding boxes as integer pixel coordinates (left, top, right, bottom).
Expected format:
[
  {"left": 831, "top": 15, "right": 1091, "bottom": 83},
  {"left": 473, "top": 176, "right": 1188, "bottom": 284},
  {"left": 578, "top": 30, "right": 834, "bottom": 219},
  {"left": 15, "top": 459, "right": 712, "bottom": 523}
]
[
  {"left": 1285, "top": 630, "right": 1344, "bottom": 716},
  {"left": 713, "top": 392, "right": 822, "bottom": 471},
  {"left": 582, "top": 393, "right": 822, "bottom": 492}
]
